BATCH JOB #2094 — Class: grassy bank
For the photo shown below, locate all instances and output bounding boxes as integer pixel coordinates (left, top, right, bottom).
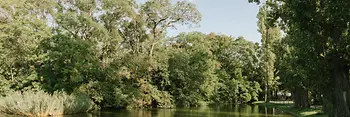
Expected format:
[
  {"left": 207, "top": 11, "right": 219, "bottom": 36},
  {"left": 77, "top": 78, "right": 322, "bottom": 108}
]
[{"left": 253, "top": 101, "right": 327, "bottom": 117}]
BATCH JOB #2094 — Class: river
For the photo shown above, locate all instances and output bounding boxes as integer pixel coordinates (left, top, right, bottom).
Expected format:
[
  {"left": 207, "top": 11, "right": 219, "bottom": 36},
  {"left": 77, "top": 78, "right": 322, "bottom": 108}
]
[
  {"left": 0, "top": 104, "right": 294, "bottom": 117},
  {"left": 70, "top": 104, "right": 293, "bottom": 117}
]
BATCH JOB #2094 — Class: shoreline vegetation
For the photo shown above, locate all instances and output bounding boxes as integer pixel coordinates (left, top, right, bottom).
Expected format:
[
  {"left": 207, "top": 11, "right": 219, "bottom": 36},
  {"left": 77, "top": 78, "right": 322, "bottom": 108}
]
[
  {"left": 253, "top": 101, "right": 327, "bottom": 117},
  {"left": 0, "top": 90, "right": 96, "bottom": 116}
]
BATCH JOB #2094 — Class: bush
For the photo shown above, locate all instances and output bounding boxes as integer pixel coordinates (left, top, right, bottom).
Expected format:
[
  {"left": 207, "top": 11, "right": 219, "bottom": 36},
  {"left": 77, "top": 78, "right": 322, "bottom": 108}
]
[
  {"left": 0, "top": 90, "right": 96, "bottom": 116},
  {"left": 126, "top": 82, "right": 174, "bottom": 109},
  {"left": 76, "top": 81, "right": 131, "bottom": 108}
]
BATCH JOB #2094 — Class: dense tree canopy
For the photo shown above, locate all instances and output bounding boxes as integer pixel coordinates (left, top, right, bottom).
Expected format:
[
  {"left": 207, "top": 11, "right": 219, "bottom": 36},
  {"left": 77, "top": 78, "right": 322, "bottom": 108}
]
[
  {"left": 3, "top": 1, "right": 348, "bottom": 116},
  {"left": 0, "top": 0, "right": 267, "bottom": 109}
]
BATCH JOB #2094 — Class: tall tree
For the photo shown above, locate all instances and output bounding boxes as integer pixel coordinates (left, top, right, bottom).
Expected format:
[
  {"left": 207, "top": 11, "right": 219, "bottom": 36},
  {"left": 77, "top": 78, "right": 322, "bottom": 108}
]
[
  {"left": 0, "top": 0, "right": 52, "bottom": 93},
  {"left": 257, "top": 3, "right": 281, "bottom": 103}
]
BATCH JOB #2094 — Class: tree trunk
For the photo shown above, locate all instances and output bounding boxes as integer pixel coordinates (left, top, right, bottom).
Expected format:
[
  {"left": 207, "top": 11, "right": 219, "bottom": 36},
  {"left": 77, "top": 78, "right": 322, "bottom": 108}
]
[
  {"left": 265, "top": 82, "right": 270, "bottom": 103},
  {"left": 322, "top": 95, "right": 333, "bottom": 115},
  {"left": 293, "top": 88, "right": 309, "bottom": 108},
  {"left": 10, "top": 65, "right": 14, "bottom": 82},
  {"left": 311, "top": 91, "right": 322, "bottom": 105},
  {"left": 274, "top": 90, "right": 278, "bottom": 100},
  {"left": 149, "top": 42, "right": 155, "bottom": 58},
  {"left": 329, "top": 29, "right": 350, "bottom": 117},
  {"left": 331, "top": 58, "right": 350, "bottom": 117}
]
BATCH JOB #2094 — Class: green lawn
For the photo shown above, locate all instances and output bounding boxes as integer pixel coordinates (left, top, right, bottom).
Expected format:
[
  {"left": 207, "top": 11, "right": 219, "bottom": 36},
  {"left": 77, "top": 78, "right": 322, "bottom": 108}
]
[{"left": 253, "top": 101, "right": 327, "bottom": 117}]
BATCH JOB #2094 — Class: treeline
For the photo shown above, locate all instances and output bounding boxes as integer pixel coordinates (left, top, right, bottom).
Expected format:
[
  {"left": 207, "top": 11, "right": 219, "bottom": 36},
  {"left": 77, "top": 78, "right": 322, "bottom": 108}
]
[{"left": 0, "top": 0, "right": 268, "bottom": 109}]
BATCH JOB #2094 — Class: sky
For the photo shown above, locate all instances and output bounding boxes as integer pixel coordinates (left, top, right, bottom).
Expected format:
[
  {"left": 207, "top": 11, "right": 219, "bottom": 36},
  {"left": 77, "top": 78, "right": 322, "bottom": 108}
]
[{"left": 167, "top": 0, "right": 261, "bottom": 43}]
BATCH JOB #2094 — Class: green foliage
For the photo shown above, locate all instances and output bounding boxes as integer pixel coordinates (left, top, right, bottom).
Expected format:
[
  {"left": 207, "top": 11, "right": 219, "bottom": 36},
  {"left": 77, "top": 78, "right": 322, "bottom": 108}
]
[
  {"left": 253, "top": 0, "right": 350, "bottom": 116},
  {"left": 257, "top": 3, "right": 282, "bottom": 103},
  {"left": 39, "top": 34, "right": 100, "bottom": 93},
  {"left": 168, "top": 46, "right": 218, "bottom": 107},
  {"left": 0, "top": 90, "right": 95, "bottom": 116},
  {"left": 77, "top": 81, "right": 128, "bottom": 108},
  {"left": 0, "top": 0, "right": 52, "bottom": 95},
  {"left": 127, "top": 81, "right": 174, "bottom": 109},
  {"left": 0, "top": 0, "right": 269, "bottom": 114},
  {"left": 208, "top": 34, "right": 263, "bottom": 104},
  {"left": 169, "top": 32, "right": 262, "bottom": 105}
]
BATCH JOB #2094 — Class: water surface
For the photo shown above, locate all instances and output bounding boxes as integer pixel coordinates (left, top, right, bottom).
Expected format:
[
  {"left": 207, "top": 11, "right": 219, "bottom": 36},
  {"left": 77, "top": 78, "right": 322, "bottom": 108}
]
[
  {"left": 0, "top": 104, "right": 294, "bottom": 117},
  {"left": 67, "top": 104, "right": 294, "bottom": 117}
]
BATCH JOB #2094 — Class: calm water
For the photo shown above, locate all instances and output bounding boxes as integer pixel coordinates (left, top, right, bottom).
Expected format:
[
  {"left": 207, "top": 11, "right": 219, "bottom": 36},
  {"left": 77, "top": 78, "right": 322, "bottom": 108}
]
[
  {"left": 70, "top": 104, "right": 293, "bottom": 117},
  {"left": 0, "top": 104, "right": 294, "bottom": 117}
]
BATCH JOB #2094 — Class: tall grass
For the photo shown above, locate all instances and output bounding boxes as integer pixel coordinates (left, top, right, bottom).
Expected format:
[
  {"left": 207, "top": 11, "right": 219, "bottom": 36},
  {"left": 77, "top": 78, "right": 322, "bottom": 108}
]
[{"left": 0, "top": 90, "right": 96, "bottom": 116}]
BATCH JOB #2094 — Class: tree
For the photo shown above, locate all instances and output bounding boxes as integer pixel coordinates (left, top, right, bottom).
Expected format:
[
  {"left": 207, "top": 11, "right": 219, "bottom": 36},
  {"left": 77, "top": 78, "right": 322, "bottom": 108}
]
[
  {"left": 250, "top": 0, "right": 350, "bottom": 116},
  {"left": 141, "top": 0, "right": 201, "bottom": 58},
  {"left": 167, "top": 32, "right": 219, "bottom": 106},
  {"left": 275, "top": 32, "right": 316, "bottom": 108},
  {"left": 0, "top": 0, "right": 52, "bottom": 94},
  {"left": 39, "top": 34, "right": 100, "bottom": 93},
  {"left": 257, "top": 3, "right": 282, "bottom": 103},
  {"left": 209, "top": 35, "right": 262, "bottom": 103}
]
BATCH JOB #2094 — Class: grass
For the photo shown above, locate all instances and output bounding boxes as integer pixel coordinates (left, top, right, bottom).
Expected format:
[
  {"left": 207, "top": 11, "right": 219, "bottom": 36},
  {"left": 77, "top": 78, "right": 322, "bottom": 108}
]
[
  {"left": 0, "top": 90, "right": 96, "bottom": 116},
  {"left": 253, "top": 101, "right": 327, "bottom": 117}
]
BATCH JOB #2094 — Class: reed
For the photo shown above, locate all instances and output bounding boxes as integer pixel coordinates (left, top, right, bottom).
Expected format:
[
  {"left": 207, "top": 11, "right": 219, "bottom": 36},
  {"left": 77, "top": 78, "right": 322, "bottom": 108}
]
[{"left": 0, "top": 90, "right": 95, "bottom": 116}]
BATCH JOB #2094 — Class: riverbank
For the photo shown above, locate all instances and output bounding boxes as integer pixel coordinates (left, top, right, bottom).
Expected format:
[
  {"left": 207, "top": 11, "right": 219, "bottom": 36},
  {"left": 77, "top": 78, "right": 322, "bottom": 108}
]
[{"left": 253, "top": 101, "right": 327, "bottom": 117}]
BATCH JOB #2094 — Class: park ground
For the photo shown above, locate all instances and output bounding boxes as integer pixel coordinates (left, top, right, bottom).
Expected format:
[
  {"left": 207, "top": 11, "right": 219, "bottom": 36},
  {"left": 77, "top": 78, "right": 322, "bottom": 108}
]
[{"left": 253, "top": 101, "right": 327, "bottom": 117}]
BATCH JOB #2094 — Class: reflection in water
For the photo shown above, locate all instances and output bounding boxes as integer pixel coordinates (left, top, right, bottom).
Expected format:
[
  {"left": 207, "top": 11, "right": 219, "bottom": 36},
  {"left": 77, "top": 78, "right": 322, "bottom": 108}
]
[{"left": 0, "top": 105, "right": 294, "bottom": 117}]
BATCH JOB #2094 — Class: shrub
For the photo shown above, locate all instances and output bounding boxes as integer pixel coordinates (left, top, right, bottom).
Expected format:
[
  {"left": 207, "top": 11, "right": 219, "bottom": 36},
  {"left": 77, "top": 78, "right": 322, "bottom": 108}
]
[
  {"left": 0, "top": 90, "right": 96, "bottom": 116},
  {"left": 77, "top": 81, "right": 129, "bottom": 108},
  {"left": 126, "top": 82, "right": 174, "bottom": 109}
]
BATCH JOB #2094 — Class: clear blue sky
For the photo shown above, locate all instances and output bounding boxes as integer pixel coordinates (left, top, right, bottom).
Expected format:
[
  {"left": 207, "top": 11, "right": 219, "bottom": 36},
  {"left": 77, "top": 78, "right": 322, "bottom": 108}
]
[{"left": 167, "top": 0, "right": 261, "bottom": 43}]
